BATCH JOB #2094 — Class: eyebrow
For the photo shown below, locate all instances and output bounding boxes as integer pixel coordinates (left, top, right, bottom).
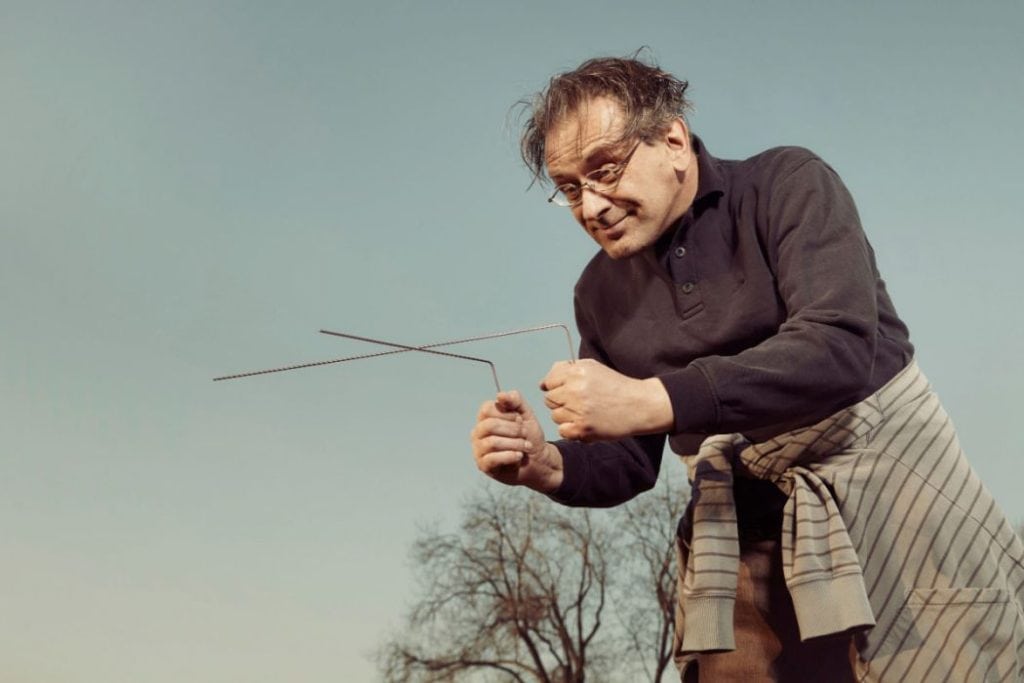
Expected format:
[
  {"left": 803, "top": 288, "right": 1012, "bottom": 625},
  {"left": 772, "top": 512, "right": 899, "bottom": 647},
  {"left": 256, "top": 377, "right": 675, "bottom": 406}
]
[
  {"left": 582, "top": 145, "right": 621, "bottom": 169},
  {"left": 549, "top": 141, "right": 625, "bottom": 184}
]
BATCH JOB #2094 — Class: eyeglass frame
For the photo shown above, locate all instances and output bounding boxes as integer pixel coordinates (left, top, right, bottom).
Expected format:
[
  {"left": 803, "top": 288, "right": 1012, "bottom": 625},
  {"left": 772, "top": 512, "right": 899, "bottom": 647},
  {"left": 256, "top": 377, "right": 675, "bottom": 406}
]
[{"left": 546, "top": 140, "right": 643, "bottom": 208}]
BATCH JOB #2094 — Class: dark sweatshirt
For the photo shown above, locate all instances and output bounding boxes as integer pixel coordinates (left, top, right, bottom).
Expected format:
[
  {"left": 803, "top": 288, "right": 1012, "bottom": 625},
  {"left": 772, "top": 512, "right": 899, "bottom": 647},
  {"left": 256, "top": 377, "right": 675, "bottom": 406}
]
[{"left": 552, "top": 137, "right": 914, "bottom": 507}]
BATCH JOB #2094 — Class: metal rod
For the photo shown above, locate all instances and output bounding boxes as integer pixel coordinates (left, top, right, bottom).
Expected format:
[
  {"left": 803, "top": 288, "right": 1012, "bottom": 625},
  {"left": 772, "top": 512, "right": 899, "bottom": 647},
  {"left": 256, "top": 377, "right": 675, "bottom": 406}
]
[
  {"left": 321, "top": 325, "right": 577, "bottom": 362},
  {"left": 212, "top": 323, "right": 575, "bottom": 383},
  {"left": 319, "top": 330, "right": 502, "bottom": 393},
  {"left": 212, "top": 347, "right": 429, "bottom": 382}
]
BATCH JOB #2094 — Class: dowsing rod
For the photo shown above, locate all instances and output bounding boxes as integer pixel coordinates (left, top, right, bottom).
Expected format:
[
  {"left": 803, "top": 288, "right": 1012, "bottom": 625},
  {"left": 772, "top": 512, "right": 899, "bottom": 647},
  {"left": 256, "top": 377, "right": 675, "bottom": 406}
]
[{"left": 212, "top": 323, "right": 575, "bottom": 391}]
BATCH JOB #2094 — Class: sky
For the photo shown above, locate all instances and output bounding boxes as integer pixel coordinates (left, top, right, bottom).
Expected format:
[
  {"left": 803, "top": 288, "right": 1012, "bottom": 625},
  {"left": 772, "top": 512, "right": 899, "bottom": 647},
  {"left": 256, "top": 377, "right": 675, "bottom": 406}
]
[{"left": 1, "top": 1, "right": 1022, "bottom": 680}]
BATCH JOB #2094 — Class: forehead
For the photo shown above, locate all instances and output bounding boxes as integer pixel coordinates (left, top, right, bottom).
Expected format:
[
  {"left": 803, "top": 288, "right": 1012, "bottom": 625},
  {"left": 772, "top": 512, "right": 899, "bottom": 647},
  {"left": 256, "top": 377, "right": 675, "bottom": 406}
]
[{"left": 544, "top": 97, "right": 627, "bottom": 174}]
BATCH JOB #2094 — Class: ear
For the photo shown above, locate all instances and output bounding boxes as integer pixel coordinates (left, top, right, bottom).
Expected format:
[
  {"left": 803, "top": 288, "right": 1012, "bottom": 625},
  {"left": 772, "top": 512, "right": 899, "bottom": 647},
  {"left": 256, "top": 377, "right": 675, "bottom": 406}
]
[{"left": 663, "top": 118, "right": 693, "bottom": 173}]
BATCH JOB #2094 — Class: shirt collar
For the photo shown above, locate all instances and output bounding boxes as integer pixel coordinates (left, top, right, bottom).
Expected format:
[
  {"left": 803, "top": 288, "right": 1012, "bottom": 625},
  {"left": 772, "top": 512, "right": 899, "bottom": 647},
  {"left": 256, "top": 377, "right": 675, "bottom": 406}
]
[
  {"left": 691, "top": 134, "right": 726, "bottom": 207},
  {"left": 649, "top": 134, "right": 725, "bottom": 265}
]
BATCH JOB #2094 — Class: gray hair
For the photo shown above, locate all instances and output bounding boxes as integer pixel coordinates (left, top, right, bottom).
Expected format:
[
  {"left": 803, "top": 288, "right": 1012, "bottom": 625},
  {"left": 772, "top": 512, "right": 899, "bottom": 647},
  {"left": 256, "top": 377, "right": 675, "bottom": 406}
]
[{"left": 518, "top": 53, "right": 692, "bottom": 184}]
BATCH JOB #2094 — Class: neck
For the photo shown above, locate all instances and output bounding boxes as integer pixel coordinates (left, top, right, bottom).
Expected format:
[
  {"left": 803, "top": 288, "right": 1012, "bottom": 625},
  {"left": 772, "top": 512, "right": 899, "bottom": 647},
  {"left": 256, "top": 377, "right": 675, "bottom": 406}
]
[{"left": 663, "top": 149, "right": 700, "bottom": 235}]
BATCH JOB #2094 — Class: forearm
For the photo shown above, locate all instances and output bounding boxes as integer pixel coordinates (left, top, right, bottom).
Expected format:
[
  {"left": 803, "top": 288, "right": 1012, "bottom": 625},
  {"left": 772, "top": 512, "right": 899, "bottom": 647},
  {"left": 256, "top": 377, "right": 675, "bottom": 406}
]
[
  {"left": 660, "top": 319, "right": 879, "bottom": 434},
  {"left": 547, "top": 432, "right": 666, "bottom": 508}
]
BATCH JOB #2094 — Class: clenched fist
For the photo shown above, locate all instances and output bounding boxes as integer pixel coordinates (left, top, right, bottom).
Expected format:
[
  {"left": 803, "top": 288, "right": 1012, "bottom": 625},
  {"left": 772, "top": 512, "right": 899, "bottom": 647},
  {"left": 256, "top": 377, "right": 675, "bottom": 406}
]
[
  {"left": 470, "top": 390, "right": 563, "bottom": 493},
  {"left": 540, "top": 359, "right": 674, "bottom": 441}
]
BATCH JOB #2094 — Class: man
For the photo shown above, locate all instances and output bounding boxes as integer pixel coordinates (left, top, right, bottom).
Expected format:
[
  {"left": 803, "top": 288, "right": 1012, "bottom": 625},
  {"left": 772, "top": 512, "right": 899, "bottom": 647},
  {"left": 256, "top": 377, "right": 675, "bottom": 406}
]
[{"left": 470, "top": 56, "right": 1024, "bottom": 681}]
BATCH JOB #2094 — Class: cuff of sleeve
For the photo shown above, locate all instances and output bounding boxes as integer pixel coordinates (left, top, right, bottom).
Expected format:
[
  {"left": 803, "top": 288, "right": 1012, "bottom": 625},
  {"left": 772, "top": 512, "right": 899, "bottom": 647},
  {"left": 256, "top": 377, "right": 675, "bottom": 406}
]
[
  {"left": 680, "top": 594, "right": 736, "bottom": 652},
  {"left": 788, "top": 574, "right": 876, "bottom": 640},
  {"left": 658, "top": 363, "right": 719, "bottom": 434},
  {"left": 546, "top": 440, "right": 589, "bottom": 506}
]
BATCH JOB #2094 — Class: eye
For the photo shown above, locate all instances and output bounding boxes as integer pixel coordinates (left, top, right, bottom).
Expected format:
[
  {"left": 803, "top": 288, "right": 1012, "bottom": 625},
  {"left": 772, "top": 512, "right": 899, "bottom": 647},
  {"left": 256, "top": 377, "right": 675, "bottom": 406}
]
[
  {"left": 557, "top": 184, "right": 582, "bottom": 201},
  {"left": 588, "top": 165, "right": 622, "bottom": 186}
]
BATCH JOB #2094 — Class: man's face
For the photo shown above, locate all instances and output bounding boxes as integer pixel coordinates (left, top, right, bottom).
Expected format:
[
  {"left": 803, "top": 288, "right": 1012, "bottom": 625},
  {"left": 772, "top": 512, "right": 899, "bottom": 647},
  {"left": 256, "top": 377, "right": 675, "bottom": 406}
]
[{"left": 544, "top": 97, "right": 696, "bottom": 259}]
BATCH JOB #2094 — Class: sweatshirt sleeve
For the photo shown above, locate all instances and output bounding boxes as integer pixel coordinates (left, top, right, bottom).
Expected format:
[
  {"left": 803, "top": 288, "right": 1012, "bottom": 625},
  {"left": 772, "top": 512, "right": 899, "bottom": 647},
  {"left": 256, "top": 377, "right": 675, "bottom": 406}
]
[
  {"left": 659, "top": 156, "right": 891, "bottom": 433},
  {"left": 549, "top": 432, "right": 666, "bottom": 507}
]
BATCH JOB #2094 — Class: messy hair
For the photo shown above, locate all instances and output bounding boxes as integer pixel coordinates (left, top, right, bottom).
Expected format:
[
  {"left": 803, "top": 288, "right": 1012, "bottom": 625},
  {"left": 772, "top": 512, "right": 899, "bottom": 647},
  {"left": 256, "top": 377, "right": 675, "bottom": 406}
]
[{"left": 518, "top": 52, "right": 692, "bottom": 185}]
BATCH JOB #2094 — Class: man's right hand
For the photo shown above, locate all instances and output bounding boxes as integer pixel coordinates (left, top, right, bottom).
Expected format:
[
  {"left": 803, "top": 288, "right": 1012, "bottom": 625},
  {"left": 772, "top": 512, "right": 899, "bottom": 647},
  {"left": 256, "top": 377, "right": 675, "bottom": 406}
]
[{"left": 470, "top": 390, "right": 564, "bottom": 493}]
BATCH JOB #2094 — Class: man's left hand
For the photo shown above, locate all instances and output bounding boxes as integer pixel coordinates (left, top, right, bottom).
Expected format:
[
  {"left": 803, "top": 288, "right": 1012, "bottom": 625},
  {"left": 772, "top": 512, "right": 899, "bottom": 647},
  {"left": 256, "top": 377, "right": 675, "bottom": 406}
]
[{"left": 540, "top": 359, "right": 674, "bottom": 441}]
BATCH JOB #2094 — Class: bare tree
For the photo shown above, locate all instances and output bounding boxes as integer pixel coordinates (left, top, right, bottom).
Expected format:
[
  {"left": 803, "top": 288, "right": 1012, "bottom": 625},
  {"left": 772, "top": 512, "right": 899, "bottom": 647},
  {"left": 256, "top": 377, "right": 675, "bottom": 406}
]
[
  {"left": 379, "top": 488, "right": 612, "bottom": 682},
  {"left": 379, "top": 465, "right": 689, "bottom": 682}
]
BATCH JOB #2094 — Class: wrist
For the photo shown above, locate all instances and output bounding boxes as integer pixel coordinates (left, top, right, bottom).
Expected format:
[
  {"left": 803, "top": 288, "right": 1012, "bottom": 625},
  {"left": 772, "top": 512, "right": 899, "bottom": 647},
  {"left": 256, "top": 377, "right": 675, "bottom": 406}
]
[
  {"left": 634, "top": 377, "right": 675, "bottom": 434},
  {"left": 535, "top": 442, "right": 564, "bottom": 494}
]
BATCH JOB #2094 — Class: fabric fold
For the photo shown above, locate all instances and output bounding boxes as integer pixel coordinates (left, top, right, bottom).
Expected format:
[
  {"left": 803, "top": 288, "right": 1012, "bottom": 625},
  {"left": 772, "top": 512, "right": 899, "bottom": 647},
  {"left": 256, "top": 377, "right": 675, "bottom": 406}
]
[
  {"left": 679, "top": 434, "right": 743, "bottom": 652},
  {"left": 679, "top": 427, "right": 876, "bottom": 653}
]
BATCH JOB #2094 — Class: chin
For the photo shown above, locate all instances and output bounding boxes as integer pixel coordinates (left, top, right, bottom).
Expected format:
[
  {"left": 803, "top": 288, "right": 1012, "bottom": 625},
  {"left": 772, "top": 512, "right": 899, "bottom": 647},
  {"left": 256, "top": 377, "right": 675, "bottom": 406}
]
[
  {"left": 599, "top": 222, "right": 670, "bottom": 259},
  {"left": 601, "top": 240, "right": 644, "bottom": 260},
  {"left": 599, "top": 229, "right": 659, "bottom": 259}
]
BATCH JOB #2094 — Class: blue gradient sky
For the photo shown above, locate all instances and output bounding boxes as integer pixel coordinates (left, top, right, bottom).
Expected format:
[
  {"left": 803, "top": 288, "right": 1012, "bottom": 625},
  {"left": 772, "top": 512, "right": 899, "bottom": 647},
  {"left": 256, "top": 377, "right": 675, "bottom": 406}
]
[{"left": 2, "top": 1, "right": 1022, "bottom": 680}]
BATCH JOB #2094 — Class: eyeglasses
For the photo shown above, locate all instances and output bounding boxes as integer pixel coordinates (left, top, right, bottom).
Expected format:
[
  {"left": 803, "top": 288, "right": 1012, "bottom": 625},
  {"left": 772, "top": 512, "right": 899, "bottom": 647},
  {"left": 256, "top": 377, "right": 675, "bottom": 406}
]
[{"left": 547, "top": 140, "right": 642, "bottom": 208}]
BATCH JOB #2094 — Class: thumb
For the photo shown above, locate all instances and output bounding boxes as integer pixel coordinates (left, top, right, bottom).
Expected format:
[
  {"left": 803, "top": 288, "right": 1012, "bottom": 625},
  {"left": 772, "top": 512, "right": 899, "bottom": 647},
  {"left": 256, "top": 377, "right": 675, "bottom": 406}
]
[{"left": 495, "top": 390, "right": 523, "bottom": 413}]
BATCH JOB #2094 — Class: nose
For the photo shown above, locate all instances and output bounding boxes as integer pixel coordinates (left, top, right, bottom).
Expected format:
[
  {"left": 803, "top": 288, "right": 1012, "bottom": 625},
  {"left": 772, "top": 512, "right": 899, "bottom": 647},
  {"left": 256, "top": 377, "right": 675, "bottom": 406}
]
[{"left": 577, "top": 186, "right": 613, "bottom": 224}]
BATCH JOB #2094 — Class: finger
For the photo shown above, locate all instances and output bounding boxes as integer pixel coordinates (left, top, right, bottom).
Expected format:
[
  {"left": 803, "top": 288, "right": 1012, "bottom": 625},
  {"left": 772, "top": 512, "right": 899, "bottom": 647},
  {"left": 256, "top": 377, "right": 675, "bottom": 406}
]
[
  {"left": 544, "top": 389, "right": 577, "bottom": 418},
  {"left": 539, "top": 361, "right": 572, "bottom": 391},
  {"left": 549, "top": 406, "right": 579, "bottom": 426},
  {"left": 543, "top": 385, "right": 568, "bottom": 408},
  {"left": 476, "top": 450, "right": 524, "bottom": 475},
  {"left": 478, "top": 400, "right": 504, "bottom": 420},
  {"left": 498, "top": 390, "right": 544, "bottom": 427},
  {"left": 471, "top": 417, "right": 526, "bottom": 442},
  {"left": 471, "top": 419, "right": 520, "bottom": 446},
  {"left": 468, "top": 417, "right": 524, "bottom": 444},
  {"left": 558, "top": 422, "right": 595, "bottom": 442},
  {"left": 479, "top": 396, "right": 523, "bottom": 421},
  {"left": 513, "top": 394, "right": 541, "bottom": 423},
  {"left": 475, "top": 435, "right": 533, "bottom": 456},
  {"left": 495, "top": 389, "right": 524, "bottom": 413}
]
